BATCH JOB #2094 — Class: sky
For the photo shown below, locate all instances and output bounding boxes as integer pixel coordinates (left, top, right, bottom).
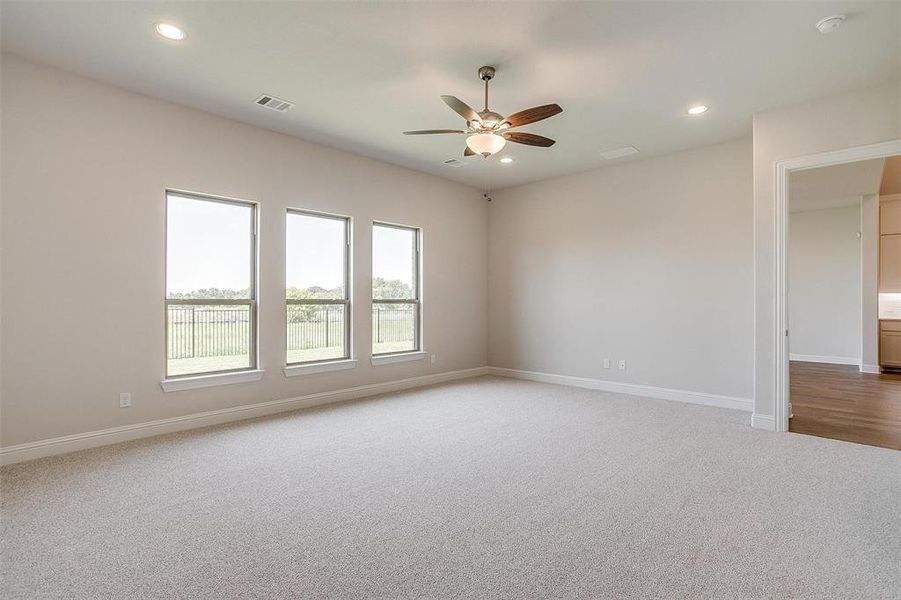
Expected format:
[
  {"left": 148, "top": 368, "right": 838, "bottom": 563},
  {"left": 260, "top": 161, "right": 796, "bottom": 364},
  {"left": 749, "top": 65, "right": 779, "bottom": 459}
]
[
  {"left": 372, "top": 223, "right": 415, "bottom": 288},
  {"left": 167, "top": 194, "right": 252, "bottom": 295},
  {"left": 286, "top": 211, "right": 345, "bottom": 290},
  {"left": 167, "top": 194, "right": 416, "bottom": 295}
]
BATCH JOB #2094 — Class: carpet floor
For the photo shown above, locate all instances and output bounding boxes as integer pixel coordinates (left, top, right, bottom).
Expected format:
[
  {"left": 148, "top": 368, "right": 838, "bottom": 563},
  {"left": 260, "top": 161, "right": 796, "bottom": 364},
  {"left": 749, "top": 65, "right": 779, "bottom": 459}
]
[{"left": 2, "top": 376, "right": 900, "bottom": 599}]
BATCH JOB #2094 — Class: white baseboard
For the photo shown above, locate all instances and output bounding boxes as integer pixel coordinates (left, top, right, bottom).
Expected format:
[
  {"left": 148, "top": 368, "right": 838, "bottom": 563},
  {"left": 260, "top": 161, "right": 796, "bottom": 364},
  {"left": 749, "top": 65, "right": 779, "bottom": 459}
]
[
  {"left": 860, "top": 364, "right": 881, "bottom": 374},
  {"left": 789, "top": 354, "right": 860, "bottom": 366},
  {"left": 0, "top": 367, "right": 489, "bottom": 466},
  {"left": 485, "top": 367, "right": 753, "bottom": 412},
  {"left": 751, "top": 413, "right": 776, "bottom": 432}
]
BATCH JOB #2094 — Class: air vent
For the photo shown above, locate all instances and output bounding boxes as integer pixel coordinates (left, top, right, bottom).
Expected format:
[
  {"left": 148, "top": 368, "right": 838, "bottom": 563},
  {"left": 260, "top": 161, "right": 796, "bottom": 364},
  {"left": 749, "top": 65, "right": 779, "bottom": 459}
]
[
  {"left": 600, "top": 146, "right": 640, "bottom": 160},
  {"left": 255, "top": 94, "right": 294, "bottom": 112},
  {"left": 443, "top": 158, "right": 464, "bottom": 168}
]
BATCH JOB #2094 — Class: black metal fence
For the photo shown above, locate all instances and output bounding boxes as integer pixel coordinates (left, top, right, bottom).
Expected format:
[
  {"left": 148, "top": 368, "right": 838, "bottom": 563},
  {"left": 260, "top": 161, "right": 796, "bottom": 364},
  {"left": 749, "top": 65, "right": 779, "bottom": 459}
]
[
  {"left": 372, "top": 305, "right": 415, "bottom": 345},
  {"left": 167, "top": 304, "right": 416, "bottom": 360},
  {"left": 167, "top": 305, "right": 251, "bottom": 359},
  {"left": 287, "top": 304, "right": 346, "bottom": 350}
]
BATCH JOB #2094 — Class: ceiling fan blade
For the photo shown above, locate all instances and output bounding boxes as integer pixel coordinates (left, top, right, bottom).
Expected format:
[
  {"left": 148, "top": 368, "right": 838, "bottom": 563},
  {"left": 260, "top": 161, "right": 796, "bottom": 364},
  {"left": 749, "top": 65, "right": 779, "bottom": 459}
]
[
  {"left": 464, "top": 146, "right": 475, "bottom": 157},
  {"left": 503, "top": 132, "right": 556, "bottom": 147},
  {"left": 441, "top": 95, "right": 482, "bottom": 124},
  {"left": 502, "top": 104, "right": 562, "bottom": 128},
  {"left": 403, "top": 129, "right": 466, "bottom": 135}
]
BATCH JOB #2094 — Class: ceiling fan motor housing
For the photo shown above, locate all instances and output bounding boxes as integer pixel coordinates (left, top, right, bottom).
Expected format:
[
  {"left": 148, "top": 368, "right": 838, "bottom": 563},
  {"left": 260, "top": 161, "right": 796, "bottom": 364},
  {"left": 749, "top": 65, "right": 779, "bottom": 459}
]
[{"left": 478, "top": 111, "right": 504, "bottom": 125}]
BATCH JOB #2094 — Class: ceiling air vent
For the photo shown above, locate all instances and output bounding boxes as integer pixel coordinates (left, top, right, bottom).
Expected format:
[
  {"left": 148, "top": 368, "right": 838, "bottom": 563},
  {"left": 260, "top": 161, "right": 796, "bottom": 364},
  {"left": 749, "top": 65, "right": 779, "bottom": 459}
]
[
  {"left": 255, "top": 94, "right": 294, "bottom": 112},
  {"left": 600, "top": 146, "right": 640, "bottom": 160},
  {"left": 443, "top": 159, "right": 464, "bottom": 168}
]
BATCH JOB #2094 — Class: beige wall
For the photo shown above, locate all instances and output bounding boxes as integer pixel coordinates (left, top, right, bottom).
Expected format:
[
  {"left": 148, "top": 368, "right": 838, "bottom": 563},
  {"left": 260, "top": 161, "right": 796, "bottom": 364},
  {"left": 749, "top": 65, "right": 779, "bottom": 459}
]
[
  {"left": 0, "top": 55, "right": 488, "bottom": 447},
  {"left": 487, "top": 138, "right": 754, "bottom": 399},
  {"left": 752, "top": 82, "right": 900, "bottom": 423},
  {"left": 862, "top": 194, "right": 880, "bottom": 370},
  {"left": 788, "top": 205, "right": 861, "bottom": 362}
]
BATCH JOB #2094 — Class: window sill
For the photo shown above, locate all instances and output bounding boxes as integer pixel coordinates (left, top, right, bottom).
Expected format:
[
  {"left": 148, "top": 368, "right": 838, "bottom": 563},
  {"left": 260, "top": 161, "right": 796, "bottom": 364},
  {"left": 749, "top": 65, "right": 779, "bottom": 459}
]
[
  {"left": 371, "top": 351, "right": 428, "bottom": 366},
  {"left": 160, "top": 369, "right": 265, "bottom": 393},
  {"left": 284, "top": 359, "right": 357, "bottom": 377}
]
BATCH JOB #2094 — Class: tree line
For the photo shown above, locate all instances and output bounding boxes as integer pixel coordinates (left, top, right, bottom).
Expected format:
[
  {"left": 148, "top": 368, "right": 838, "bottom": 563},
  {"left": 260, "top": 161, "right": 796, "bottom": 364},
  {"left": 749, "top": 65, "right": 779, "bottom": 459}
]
[{"left": 168, "top": 278, "right": 412, "bottom": 301}]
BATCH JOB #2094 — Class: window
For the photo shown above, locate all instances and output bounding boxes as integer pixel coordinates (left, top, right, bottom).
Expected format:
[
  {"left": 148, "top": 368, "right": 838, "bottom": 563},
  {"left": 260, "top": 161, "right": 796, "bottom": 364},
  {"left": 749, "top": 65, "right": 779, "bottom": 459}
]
[
  {"left": 165, "top": 191, "right": 257, "bottom": 378},
  {"left": 372, "top": 222, "right": 421, "bottom": 355},
  {"left": 286, "top": 210, "right": 351, "bottom": 365}
]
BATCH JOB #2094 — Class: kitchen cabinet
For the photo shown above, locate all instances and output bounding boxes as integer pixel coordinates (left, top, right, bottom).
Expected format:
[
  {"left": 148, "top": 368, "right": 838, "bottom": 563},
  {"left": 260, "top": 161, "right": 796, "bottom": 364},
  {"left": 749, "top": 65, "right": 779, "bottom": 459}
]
[
  {"left": 879, "top": 321, "right": 901, "bottom": 369},
  {"left": 880, "top": 200, "right": 901, "bottom": 235},
  {"left": 880, "top": 235, "right": 901, "bottom": 293}
]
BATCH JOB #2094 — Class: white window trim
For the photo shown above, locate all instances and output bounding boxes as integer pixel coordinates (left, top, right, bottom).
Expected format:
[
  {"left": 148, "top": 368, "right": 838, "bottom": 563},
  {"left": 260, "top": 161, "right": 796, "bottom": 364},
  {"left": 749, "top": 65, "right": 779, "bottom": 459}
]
[
  {"left": 286, "top": 208, "right": 353, "bottom": 368},
  {"left": 371, "top": 351, "right": 428, "bottom": 366},
  {"left": 284, "top": 359, "right": 357, "bottom": 377},
  {"left": 160, "top": 369, "right": 265, "bottom": 393},
  {"left": 371, "top": 221, "right": 422, "bottom": 357},
  {"left": 165, "top": 189, "right": 260, "bottom": 380}
]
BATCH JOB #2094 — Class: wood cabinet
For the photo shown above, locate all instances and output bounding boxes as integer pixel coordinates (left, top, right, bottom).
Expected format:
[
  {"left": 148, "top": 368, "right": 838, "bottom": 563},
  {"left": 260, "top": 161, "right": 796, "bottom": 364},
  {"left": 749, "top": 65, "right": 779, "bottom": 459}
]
[
  {"left": 879, "top": 322, "right": 901, "bottom": 368},
  {"left": 878, "top": 198, "right": 901, "bottom": 369},
  {"left": 881, "top": 201, "right": 901, "bottom": 235},
  {"left": 880, "top": 235, "right": 901, "bottom": 293}
]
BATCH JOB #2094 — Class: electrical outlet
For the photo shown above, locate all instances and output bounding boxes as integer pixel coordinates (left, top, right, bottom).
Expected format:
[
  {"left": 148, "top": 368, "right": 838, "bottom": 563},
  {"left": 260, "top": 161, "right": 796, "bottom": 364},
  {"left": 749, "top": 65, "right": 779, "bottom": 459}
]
[
  {"left": 603, "top": 358, "right": 611, "bottom": 369},
  {"left": 618, "top": 360, "right": 626, "bottom": 370},
  {"left": 430, "top": 353, "right": 437, "bottom": 364},
  {"left": 119, "top": 392, "right": 131, "bottom": 408}
]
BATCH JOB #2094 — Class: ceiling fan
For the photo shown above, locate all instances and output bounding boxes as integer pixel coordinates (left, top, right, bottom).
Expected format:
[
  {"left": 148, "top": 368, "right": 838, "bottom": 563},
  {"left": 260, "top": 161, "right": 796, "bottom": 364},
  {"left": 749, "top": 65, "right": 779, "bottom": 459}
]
[{"left": 403, "top": 66, "right": 562, "bottom": 158}]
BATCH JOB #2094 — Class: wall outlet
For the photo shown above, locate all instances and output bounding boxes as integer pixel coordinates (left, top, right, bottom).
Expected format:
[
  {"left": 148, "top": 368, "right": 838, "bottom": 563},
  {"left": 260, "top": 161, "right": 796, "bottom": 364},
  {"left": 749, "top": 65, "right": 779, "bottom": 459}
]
[
  {"left": 603, "top": 358, "right": 611, "bottom": 369},
  {"left": 618, "top": 360, "right": 627, "bottom": 370},
  {"left": 430, "top": 353, "right": 437, "bottom": 364},
  {"left": 119, "top": 392, "right": 131, "bottom": 408}
]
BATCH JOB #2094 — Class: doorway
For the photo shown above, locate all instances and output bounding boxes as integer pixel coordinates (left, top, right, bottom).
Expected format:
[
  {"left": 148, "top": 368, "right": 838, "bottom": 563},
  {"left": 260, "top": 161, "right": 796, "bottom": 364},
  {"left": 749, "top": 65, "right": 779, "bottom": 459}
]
[{"left": 786, "top": 154, "right": 901, "bottom": 449}]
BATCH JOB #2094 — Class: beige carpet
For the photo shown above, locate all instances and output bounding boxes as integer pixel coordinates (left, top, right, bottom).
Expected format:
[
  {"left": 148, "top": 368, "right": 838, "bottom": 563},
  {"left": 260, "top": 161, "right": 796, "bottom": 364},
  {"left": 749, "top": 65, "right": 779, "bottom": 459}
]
[{"left": 2, "top": 376, "right": 900, "bottom": 599}]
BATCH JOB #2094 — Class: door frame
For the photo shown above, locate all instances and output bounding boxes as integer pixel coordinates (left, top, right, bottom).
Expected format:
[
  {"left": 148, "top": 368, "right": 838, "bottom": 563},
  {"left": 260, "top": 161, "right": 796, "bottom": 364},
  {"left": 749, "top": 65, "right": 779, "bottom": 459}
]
[{"left": 772, "top": 139, "right": 901, "bottom": 432}]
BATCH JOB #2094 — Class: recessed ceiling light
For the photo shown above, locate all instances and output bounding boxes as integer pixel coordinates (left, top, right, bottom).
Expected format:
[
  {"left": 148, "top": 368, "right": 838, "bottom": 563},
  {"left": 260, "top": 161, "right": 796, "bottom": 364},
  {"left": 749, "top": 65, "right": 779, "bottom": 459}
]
[
  {"left": 155, "top": 22, "right": 186, "bottom": 41},
  {"left": 687, "top": 105, "right": 709, "bottom": 115},
  {"left": 499, "top": 157, "right": 513, "bottom": 164},
  {"left": 816, "top": 14, "right": 846, "bottom": 34}
]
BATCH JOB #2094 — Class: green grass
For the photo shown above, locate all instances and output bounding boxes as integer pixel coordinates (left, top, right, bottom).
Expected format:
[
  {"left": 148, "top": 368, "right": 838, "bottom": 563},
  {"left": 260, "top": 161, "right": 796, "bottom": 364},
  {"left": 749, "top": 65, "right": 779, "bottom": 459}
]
[
  {"left": 287, "top": 345, "right": 345, "bottom": 364},
  {"left": 167, "top": 354, "right": 251, "bottom": 377},
  {"left": 373, "top": 340, "right": 416, "bottom": 355}
]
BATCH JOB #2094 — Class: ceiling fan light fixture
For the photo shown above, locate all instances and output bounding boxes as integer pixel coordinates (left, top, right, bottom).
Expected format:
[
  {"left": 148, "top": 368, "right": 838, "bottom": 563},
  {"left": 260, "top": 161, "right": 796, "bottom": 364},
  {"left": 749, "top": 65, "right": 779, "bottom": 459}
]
[{"left": 466, "top": 133, "right": 506, "bottom": 157}]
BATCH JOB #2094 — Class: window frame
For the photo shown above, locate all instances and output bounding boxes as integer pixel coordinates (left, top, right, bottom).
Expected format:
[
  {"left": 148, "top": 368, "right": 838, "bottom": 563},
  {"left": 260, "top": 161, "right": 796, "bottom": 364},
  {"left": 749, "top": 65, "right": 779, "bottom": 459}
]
[
  {"left": 371, "top": 220, "right": 422, "bottom": 357},
  {"left": 285, "top": 208, "right": 352, "bottom": 367},
  {"left": 164, "top": 189, "right": 259, "bottom": 380}
]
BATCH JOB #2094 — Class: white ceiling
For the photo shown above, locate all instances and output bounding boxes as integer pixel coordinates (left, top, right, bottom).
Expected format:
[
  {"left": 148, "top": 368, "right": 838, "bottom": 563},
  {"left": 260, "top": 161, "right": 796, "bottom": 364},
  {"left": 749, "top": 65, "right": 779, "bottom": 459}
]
[
  {"left": 1, "top": 1, "right": 899, "bottom": 190},
  {"left": 789, "top": 158, "right": 887, "bottom": 213}
]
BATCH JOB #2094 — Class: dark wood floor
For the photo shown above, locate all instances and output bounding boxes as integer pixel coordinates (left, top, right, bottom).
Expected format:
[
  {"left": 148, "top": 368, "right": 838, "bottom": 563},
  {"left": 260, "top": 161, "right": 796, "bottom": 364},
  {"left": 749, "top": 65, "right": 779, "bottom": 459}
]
[{"left": 790, "top": 361, "right": 901, "bottom": 450}]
